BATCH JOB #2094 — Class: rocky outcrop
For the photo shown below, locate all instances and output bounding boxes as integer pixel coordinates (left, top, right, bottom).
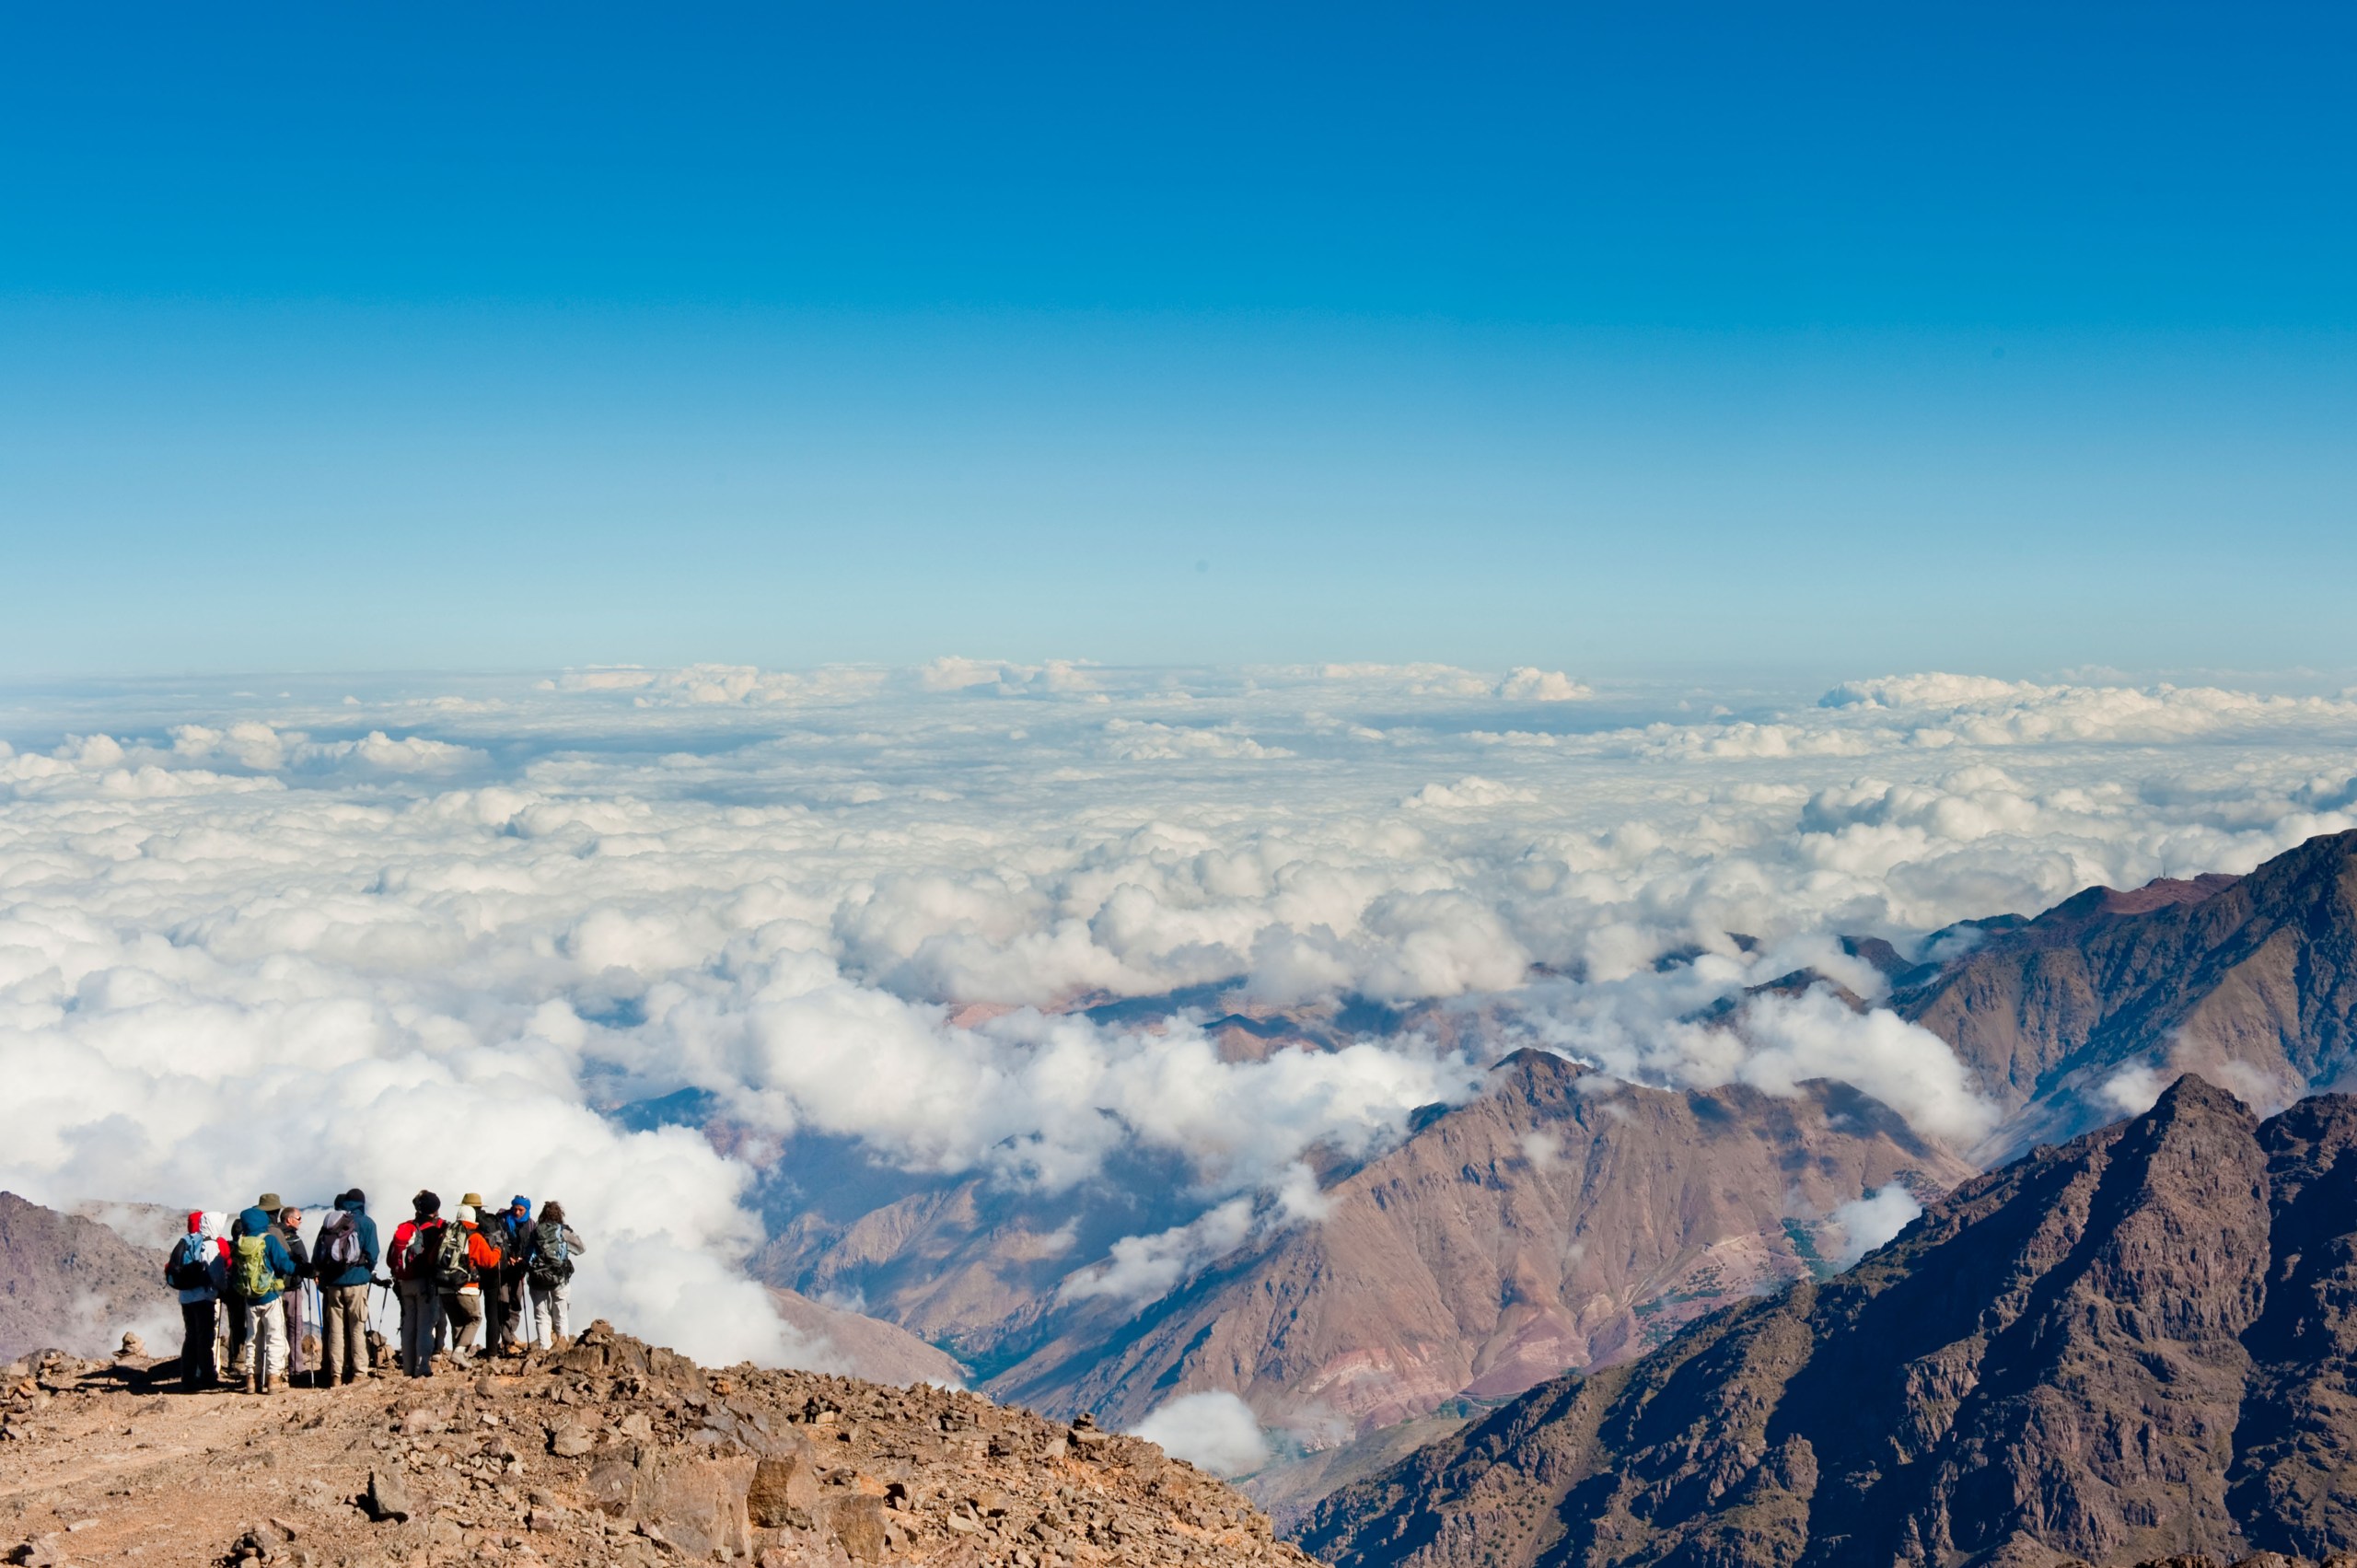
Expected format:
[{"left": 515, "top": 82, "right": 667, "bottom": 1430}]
[
  {"left": 1300, "top": 1075, "right": 2357, "bottom": 1568},
  {"left": 0, "top": 1318, "right": 1313, "bottom": 1567}
]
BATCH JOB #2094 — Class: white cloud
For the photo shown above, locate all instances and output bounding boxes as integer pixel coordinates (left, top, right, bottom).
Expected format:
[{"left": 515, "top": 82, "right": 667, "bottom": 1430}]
[
  {"left": 2097, "top": 1063, "right": 2168, "bottom": 1118},
  {"left": 1735, "top": 990, "right": 2000, "bottom": 1146},
  {"left": 1100, "top": 719, "right": 1293, "bottom": 761},
  {"left": 1498, "top": 668, "right": 1591, "bottom": 703},
  {"left": 1129, "top": 1391, "right": 1271, "bottom": 1476},
  {"left": 1060, "top": 1198, "right": 1256, "bottom": 1307},
  {"left": 1824, "top": 1182, "right": 1922, "bottom": 1270},
  {"left": 1, "top": 660, "right": 2352, "bottom": 1355},
  {"left": 294, "top": 730, "right": 484, "bottom": 773},
  {"left": 1405, "top": 776, "right": 1539, "bottom": 810}
]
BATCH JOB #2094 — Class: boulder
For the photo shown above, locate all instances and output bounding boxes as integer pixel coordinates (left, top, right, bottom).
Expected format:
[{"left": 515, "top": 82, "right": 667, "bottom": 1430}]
[
  {"left": 747, "top": 1447, "right": 822, "bottom": 1528},
  {"left": 828, "top": 1493, "right": 888, "bottom": 1562},
  {"left": 362, "top": 1469, "right": 413, "bottom": 1524},
  {"left": 587, "top": 1443, "right": 755, "bottom": 1558}
]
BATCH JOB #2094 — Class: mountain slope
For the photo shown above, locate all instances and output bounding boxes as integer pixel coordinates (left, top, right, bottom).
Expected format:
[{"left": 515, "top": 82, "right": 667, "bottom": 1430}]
[
  {"left": 1897, "top": 828, "right": 2357, "bottom": 1151},
  {"left": 993, "top": 1051, "right": 1972, "bottom": 1436},
  {"left": 764, "top": 1283, "right": 970, "bottom": 1388},
  {"left": 0, "top": 1191, "right": 176, "bottom": 1364},
  {"left": 1300, "top": 1074, "right": 2357, "bottom": 1568}
]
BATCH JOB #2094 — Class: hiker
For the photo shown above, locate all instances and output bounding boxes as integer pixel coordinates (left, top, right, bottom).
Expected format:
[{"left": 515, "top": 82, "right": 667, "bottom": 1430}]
[
  {"left": 223, "top": 1191, "right": 283, "bottom": 1379},
  {"left": 491, "top": 1195, "right": 534, "bottom": 1354},
  {"left": 389, "top": 1191, "right": 446, "bottom": 1378},
  {"left": 316, "top": 1189, "right": 379, "bottom": 1385},
  {"left": 226, "top": 1201, "right": 297, "bottom": 1393},
  {"left": 525, "top": 1201, "right": 586, "bottom": 1349},
  {"left": 165, "top": 1211, "right": 228, "bottom": 1391},
  {"left": 435, "top": 1198, "right": 505, "bottom": 1364},
  {"left": 275, "top": 1205, "right": 316, "bottom": 1387}
]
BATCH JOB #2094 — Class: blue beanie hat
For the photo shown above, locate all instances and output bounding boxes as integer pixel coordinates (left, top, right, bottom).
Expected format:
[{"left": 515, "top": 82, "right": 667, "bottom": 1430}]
[{"left": 510, "top": 1195, "right": 531, "bottom": 1215}]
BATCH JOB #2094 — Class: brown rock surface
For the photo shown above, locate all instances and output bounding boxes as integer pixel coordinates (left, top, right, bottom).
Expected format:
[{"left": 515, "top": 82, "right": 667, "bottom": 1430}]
[
  {"left": 0, "top": 1315, "right": 1316, "bottom": 1567},
  {"left": 1300, "top": 1075, "right": 2357, "bottom": 1568},
  {"left": 0, "top": 1192, "right": 176, "bottom": 1365}
]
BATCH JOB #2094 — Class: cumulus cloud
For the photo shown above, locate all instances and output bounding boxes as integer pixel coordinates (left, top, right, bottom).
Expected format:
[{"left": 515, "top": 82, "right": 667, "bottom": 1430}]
[
  {"left": 1497, "top": 668, "right": 1591, "bottom": 703},
  {"left": 1820, "top": 672, "right": 2357, "bottom": 746},
  {"left": 3, "top": 660, "right": 2353, "bottom": 1359},
  {"left": 917, "top": 656, "right": 1104, "bottom": 696},
  {"left": 293, "top": 730, "right": 484, "bottom": 773},
  {"left": 1735, "top": 991, "right": 2000, "bottom": 1145},
  {"left": 554, "top": 663, "right": 888, "bottom": 706},
  {"left": 1060, "top": 1198, "right": 1257, "bottom": 1306},
  {"left": 1128, "top": 1391, "right": 1271, "bottom": 1476},
  {"left": 1405, "top": 776, "right": 1538, "bottom": 810},
  {"left": 1824, "top": 1182, "right": 1922, "bottom": 1270},
  {"left": 1100, "top": 719, "right": 1292, "bottom": 761}
]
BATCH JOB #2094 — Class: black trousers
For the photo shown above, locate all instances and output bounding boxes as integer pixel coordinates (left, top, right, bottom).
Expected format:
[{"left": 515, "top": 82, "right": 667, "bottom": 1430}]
[
  {"left": 486, "top": 1274, "right": 524, "bottom": 1349},
  {"left": 180, "top": 1300, "right": 219, "bottom": 1388}
]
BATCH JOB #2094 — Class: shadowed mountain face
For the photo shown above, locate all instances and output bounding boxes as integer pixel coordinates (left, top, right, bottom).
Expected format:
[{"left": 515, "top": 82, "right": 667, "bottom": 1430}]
[
  {"left": 1896, "top": 828, "right": 2357, "bottom": 1154},
  {"left": 1300, "top": 1075, "right": 2357, "bottom": 1568}
]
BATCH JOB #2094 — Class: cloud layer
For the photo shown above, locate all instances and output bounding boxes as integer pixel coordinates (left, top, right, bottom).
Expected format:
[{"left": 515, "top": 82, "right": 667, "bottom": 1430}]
[{"left": 4, "top": 664, "right": 2353, "bottom": 1365}]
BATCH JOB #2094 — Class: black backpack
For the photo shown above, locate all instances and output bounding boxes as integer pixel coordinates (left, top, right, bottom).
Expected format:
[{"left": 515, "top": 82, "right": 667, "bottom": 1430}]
[
  {"left": 398, "top": 1217, "right": 444, "bottom": 1280},
  {"left": 319, "top": 1213, "right": 366, "bottom": 1272},
  {"left": 165, "top": 1235, "right": 214, "bottom": 1291}
]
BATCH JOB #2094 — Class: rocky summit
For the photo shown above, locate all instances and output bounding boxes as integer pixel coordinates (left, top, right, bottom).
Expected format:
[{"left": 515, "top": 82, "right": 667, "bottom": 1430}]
[
  {"left": 1298, "top": 1075, "right": 2357, "bottom": 1568},
  {"left": 0, "top": 1320, "right": 1313, "bottom": 1567}
]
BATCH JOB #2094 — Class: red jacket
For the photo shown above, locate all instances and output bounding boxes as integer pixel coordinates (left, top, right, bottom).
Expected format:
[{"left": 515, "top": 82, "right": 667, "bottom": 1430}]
[
  {"left": 389, "top": 1217, "right": 504, "bottom": 1286},
  {"left": 389, "top": 1217, "right": 442, "bottom": 1282}
]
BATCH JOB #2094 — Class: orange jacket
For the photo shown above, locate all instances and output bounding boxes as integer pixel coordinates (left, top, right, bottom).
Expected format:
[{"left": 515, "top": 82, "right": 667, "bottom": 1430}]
[{"left": 451, "top": 1221, "right": 504, "bottom": 1290}]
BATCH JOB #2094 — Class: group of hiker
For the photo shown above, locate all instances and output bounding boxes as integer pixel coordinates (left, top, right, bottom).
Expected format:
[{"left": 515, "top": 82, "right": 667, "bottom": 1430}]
[{"left": 164, "top": 1188, "right": 586, "bottom": 1393}]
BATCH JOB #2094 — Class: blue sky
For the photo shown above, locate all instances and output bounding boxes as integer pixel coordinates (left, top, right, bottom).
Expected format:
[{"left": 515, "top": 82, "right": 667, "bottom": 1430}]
[{"left": 3, "top": 3, "right": 2352, "bottom": 680}]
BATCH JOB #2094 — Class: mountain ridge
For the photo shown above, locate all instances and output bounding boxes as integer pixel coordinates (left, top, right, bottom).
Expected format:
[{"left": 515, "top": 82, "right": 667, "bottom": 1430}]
[
  {"left": 1898, "top": 829, "right": 2357, "bottom": 1153},
  {"left": 1299, "top": 1073, "right": 2357, "bottom": 1568}
]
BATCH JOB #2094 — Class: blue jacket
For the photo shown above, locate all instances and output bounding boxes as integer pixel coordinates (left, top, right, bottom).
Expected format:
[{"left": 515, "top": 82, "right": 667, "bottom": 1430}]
[
  {"left": 319, "top": 1194, "right": 380, "bottom": 1289},
  {"left": 229, "top": 1206, "right": 296, "bottom": 1304}
]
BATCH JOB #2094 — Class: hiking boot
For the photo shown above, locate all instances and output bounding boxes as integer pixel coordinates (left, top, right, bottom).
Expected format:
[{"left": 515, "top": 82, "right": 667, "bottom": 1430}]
[{"left": 260, "top": 1373, "right": 277, "bottom": 1394}]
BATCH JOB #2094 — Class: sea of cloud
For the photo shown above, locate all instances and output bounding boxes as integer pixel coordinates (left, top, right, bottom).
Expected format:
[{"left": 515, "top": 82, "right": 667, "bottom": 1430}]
[{"left": 3, "top": 661, "right": 2354, "bottom": 1371}]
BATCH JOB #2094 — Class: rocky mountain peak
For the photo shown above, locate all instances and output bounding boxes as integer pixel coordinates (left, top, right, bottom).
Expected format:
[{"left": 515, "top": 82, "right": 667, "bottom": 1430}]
[{"left": 1300, "top": 1073, "right": 2357, "bottom": 1568}]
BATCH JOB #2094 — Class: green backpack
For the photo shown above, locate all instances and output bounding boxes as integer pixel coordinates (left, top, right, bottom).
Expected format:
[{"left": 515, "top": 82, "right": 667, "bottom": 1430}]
[
  {"left": 233, "top": 1234, "right": 277, "bottom": 1299},
  {"left": 435, "top": 1224, "right": 479, "bottom": 1292}
]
